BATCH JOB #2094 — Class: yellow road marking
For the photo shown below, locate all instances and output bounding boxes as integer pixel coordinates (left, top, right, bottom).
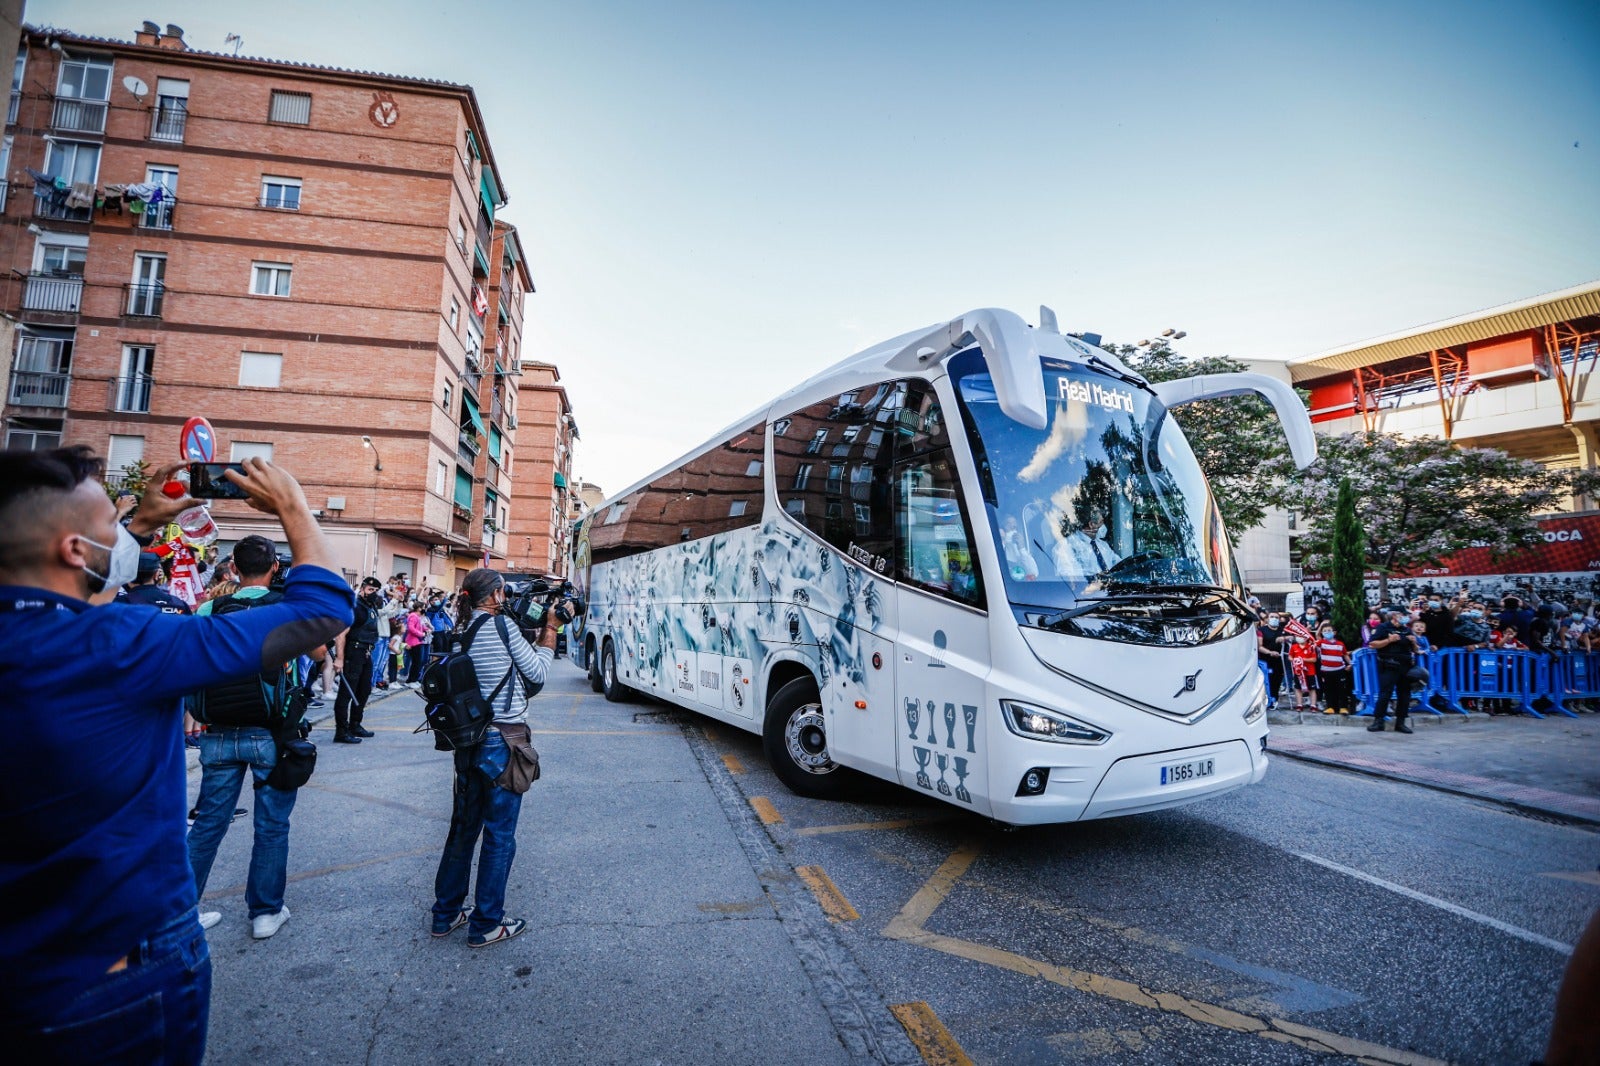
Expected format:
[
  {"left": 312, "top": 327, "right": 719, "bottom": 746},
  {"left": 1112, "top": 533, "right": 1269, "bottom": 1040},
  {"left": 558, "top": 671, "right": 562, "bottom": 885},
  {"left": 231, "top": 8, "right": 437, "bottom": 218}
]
[
  {"left": 795, "top": 816, "right": 952, "bottom": 837},
  {"left": 882, "top": 841, "right": 1448, "bottom": 1066},
  {"left": 749, "top": 796, "right": 783, "bottom": 825},
  {"left": 722, "top": 753, "right": 746, "bottom": 774},
  {"left": 1540, "top": 869, "right": 1600, "bottom": 886},
  {"left": 889, "top": 1001, "right": 972, "bottom": 1066},
  {"left": 796, "top": 865, "right": 860, "bottom": 922}
]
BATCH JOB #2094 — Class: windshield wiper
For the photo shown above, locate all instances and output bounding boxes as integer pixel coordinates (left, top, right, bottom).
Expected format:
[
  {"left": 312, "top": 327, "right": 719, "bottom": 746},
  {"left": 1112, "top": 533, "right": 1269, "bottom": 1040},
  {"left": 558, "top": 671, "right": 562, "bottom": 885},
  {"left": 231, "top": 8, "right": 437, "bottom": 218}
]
[
  {"left": 1114, "top": 582, "right": 1254, "bottom": 615},
  {"left": 1038, "top": 592, "right": 1189, "bottom": 629},
  {"left": 1083, "top": 354, "right": 1157, "bottom": 395},
  {"left": 1090, "top": 551, "right": 1164, "bottom": 583}
]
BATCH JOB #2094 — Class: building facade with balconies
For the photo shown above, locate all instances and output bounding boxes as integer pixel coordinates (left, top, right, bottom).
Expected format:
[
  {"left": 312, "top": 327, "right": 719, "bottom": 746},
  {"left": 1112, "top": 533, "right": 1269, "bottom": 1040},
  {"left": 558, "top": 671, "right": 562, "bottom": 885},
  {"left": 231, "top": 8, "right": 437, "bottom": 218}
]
[
  {"left": 508, "top": 361, "right": 577, "bottom": 576},
  {"left": 0, "top": 21, "right": 538, "bottom": 588}
]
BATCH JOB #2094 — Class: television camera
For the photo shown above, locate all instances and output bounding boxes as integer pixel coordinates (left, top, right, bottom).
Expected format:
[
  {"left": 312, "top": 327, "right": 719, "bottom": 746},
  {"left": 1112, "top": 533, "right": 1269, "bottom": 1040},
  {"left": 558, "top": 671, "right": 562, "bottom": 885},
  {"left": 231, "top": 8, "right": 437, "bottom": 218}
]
[{"left": 503, "top": 576, "right": 586, "bottom": 641}]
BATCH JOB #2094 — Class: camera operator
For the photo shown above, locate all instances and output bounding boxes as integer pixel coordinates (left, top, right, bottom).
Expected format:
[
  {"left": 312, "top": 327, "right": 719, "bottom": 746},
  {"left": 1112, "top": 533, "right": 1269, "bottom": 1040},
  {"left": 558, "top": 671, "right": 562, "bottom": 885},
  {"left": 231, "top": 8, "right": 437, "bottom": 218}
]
[
  {"left": 430, "top": 568, "right": 570, "bottom": 948},
  {"left": 0, "top": 449, "right": 353, "bottom": 1063}
]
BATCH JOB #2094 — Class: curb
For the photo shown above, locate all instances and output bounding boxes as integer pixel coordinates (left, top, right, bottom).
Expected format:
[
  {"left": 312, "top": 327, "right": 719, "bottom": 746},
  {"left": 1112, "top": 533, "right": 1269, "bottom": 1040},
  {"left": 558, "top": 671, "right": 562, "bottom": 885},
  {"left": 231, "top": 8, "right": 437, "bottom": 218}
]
[{"left": 1268, "top": 742, "right": 1600, "bottom": 829}]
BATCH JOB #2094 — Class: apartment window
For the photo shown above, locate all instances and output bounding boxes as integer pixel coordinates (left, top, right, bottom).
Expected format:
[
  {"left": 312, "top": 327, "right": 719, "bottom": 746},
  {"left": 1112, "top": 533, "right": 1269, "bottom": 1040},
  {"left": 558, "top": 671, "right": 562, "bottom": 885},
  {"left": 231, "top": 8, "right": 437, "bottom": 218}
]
[
  {"left": 5, "top": 427, "right": 59, "bottom": 450},
  {"left": 230, "top": 441, "right": 274, "bottom": 462},
  {"left": 151, "top": 77, "right": 188, "bottom": 142},
  {"left": 793, "top": 463, "right": 812, "bottom": 490},
  {"left": 745, "top": 459, "right": 762, "bottom": 477},
  {"left": 115, "top": 345, "right": 154, "bottom": 412},
  {"left": 37, "top": 241, "right": 87, "bottom": 275},
  {"left": 54, "top": 56, "right": 112, "bottom": 134},
  {"left": 141, "top": 166, "right": 177, "bottom": 230},
  {"left": 106, "top": 434, "right": 145, "bottom": 479},
  {"left": 0, "top": 137, "right": 10, "bottom": 212},
  {"left": 239, "top": 351, "right": 283, "bottom": 388},
  {"left": 434, "top": 460, "right": 447, "bottom": 496},
  {"left": 251, "top": 262, "right": 292, "bottom": 297},
  {"left": 729, "top": 500, "right": 748, "bottom": 518},
  {"left": 44, "top": 139, "right": 100, "bottom": 186},
  {"left": 443, "top": 381, "right": 453, "bottom": 410},
  {"left": 807, "top": 429, "right": 828, "bottom": 454},
  {"left": 448, "top": 297, "right": 459, "bottom": 331},
  {"left": 261, "top": 175, "right": 301, "bottom": 210},
  {"left": 128, "top": 253, "right": 165, "bottom": 316},
  {"left": 455, "top": 218, "right": 467, "bottom": 254},
  {"left": 268, "top": 90, "right": 311, "bottom": 125}
]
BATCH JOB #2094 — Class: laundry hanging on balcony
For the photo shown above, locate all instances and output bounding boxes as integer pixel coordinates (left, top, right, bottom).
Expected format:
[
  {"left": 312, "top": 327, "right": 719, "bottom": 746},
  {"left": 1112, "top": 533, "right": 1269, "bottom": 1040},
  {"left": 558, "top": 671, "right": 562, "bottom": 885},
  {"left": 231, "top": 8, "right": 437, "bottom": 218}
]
[{"left": 26, "top": 167, "right": 71, "bottom": 211}]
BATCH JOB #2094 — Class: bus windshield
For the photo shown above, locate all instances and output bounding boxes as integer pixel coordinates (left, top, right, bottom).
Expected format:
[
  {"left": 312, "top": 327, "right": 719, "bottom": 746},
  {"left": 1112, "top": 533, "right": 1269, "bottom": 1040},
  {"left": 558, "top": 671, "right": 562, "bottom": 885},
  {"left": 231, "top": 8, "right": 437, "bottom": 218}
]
[{"left": 951, "top": 350, "right": 1243, "bottom": 638}]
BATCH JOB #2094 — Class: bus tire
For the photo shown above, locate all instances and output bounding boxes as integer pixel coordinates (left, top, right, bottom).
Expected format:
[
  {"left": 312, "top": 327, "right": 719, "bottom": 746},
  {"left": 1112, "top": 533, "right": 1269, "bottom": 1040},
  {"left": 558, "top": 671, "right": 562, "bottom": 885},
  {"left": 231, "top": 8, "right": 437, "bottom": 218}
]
[
  {"left": 587, "top": 637, "right": 603, "bottom": 693},
  {"left": 763, "top": 677, "right": 850, "bottom": 799},
  {"left": 601, "top": 640, "right": 630, "bottom": 703}
]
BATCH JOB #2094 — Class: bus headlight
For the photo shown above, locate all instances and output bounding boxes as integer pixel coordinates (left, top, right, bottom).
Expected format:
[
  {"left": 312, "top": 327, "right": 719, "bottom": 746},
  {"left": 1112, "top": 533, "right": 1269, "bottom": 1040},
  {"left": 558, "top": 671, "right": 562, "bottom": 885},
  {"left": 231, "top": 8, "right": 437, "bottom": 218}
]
[
  {"left": 1001, "top": 701, "right": 1111, "bottom": 745},
  {"left": 1243, "top": 683, "right": 1267, "bottom": 725}
]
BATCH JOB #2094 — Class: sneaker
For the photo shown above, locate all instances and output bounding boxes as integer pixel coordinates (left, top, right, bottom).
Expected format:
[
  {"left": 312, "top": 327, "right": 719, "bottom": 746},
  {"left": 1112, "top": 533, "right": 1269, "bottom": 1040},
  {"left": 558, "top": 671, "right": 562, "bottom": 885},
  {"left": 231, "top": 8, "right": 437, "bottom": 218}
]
[
  {"left": 251, "top": 906, "right": 290, "bottom": 940},
  {"left": 468, "top": 917, "right": 526, "bottom": 948},
  {"left": 308, "top": 698, "right": 325, "bottom": 708},
  {"left": 199, "top": 911, "right": 222, "bottom": 930},
  {"left": 431, "top": 905, "right": 473, "bottom": 937}
]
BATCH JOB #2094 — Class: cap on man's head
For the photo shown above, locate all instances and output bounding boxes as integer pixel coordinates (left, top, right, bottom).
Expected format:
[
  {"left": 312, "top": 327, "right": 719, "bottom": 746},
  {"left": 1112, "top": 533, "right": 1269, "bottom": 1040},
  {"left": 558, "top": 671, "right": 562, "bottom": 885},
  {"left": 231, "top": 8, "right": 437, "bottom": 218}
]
[
  {"left": 136, "top": 551, "right": 162, "bottom": 580},
  {"left": 361, "top": 577, "right": 381, "bottom": 589}
]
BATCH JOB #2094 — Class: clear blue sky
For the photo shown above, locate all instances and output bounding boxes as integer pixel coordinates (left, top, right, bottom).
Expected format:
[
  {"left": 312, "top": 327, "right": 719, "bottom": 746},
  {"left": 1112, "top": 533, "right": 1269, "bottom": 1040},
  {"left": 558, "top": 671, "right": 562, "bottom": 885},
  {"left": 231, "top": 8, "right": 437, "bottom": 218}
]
[{"left": 29, "top": 0, "right": 1600, "bottom": 494}]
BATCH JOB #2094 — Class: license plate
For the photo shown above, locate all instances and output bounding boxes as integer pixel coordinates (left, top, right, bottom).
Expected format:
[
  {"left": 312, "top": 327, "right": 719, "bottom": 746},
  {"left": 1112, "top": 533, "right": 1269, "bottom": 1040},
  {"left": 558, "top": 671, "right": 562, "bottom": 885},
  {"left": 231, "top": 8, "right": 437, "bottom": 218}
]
[{"left": 1160, "top": 758, "right": 1215, "bottom": 786}]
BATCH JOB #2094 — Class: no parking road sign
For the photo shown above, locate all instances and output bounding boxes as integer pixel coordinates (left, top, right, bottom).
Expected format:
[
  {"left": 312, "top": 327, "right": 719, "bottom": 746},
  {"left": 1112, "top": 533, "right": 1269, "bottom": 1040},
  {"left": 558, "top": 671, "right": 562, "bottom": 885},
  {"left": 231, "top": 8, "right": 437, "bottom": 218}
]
[{"left": 179, "top": 416, "right": 215, "bottom": 462}]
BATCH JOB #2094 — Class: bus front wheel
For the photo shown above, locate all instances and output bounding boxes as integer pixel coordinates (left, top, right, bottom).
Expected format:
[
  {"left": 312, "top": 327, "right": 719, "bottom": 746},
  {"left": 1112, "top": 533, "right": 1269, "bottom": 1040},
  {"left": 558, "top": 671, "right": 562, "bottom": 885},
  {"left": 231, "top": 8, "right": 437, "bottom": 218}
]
[
  {"left": 763, "top": 677, "right": 850, "bottom": 799},
  {"left": 601, "top": 641, "right": 630, "bottom": 703}
]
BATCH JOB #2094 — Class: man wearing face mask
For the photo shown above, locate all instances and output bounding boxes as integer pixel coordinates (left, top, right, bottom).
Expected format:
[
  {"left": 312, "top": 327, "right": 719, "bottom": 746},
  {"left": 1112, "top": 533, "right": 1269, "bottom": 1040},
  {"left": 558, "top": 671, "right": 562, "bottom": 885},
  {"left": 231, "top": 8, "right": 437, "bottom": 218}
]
[
  {"left": 332, "top": 577, "right": 383, "bottom": 743},
  {"left": 0, "top": 447, "right": 352, "bottom": 1063},
  {"left": 1420, "top": 591, "right": 1459, "bottom": 649},
  {"left": 1256, "top": 612, "right": 1288, "bottom": 705}
]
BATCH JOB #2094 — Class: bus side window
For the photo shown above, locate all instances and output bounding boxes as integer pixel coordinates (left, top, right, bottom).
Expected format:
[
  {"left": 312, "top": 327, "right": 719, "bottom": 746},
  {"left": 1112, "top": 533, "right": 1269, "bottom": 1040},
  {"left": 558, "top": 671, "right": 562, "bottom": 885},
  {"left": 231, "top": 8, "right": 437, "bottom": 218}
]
[
  {"left": 896, "top": 450, "right": 984, "bottom": 608},
  {"left": 772, "top": 382, "right": 902, "bottom": 570}
]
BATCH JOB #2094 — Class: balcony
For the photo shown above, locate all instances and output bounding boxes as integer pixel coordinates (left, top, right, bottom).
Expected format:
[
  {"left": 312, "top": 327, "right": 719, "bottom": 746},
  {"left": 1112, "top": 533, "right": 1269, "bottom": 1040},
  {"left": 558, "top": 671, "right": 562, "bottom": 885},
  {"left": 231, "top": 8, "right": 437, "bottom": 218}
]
[
  {"left": 138, "top": 201, "right": 175, "bottom": 230},
  {"left": 8, "top": 370, "right": 70, "bottom": 408},
  {"left": 491, "top": 394, "right": 504, "bottom": 425},
  {"left": 109, "top": 374, "right": 153, "bottom": 413},
  {"left": 150, "top": 104, "right": 186, "bottom": 143},
  {"left": 449, "top": 506, "right": 472, "bottom": 540},
  {"left": 7, "top": 90, "right": 17, "bottom": 125},
  {"left": 474, "top": 211, "right": 492, "bottom": 265},
  {"left": 0, "top": 179, "right": 7, "bottom": 213},
  {"left": 22, "top": 273, "right": 84, "bottom": 314},
  {"left": 457, "top": 432, "right": 481, "bottom": 469},
  {"left": 125, "top": 282, "right": 165, "bottom": 318},
  {"left": 51, "top": 97, "right": 108, "bottom": 135},
  {"left": 34, "top": 197, "right": 92, "bottom": 223}
]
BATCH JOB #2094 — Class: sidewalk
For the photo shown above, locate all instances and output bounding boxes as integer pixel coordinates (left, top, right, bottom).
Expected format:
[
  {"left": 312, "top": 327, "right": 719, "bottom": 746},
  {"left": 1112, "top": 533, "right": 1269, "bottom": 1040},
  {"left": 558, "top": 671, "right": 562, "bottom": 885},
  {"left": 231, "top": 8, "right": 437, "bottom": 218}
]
[{"left": 1267, "top": 708, "right": 1600, "bottom": 826}]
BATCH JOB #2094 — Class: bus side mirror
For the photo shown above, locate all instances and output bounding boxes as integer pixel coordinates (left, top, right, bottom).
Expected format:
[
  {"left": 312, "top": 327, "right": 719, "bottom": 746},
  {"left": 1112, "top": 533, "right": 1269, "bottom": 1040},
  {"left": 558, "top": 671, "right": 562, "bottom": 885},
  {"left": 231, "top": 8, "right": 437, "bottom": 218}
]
[{"left": 1150, "top": 372, "right": 1317, "bottom": 470}]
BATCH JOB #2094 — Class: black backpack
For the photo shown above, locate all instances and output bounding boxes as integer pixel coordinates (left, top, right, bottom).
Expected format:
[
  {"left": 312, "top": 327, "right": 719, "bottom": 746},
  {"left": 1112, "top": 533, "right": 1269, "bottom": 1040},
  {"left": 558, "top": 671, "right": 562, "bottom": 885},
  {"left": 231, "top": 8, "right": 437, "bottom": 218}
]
[
  {"left": 418, "top": 614, "right": 515, "bottom": 751},
  {"left": 188, "top": 591, "right": 306, "bottom": 733}
]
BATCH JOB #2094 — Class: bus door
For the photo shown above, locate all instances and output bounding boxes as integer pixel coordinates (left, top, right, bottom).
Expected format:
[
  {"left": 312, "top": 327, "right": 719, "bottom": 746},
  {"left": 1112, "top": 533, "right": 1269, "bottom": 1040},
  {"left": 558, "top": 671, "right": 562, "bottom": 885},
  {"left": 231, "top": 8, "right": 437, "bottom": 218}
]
[{"left": 891, "top": 390, "right": 992, "bottom": 817}]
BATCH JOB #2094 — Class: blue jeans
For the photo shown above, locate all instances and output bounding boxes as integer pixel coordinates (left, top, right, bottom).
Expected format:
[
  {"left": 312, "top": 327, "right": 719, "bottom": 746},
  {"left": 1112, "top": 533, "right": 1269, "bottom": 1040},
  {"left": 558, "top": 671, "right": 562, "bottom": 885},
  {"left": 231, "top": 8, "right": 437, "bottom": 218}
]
[
  {"left": 433, "top": 730, "right": 523, "bottom": 937},
  {"left": 188, "top": 728, "right": 298, "bottom": 919},
  {"left": 371, "top": 639, "right": 391, "bottom": 686},
  {"left": 14, "top": 906, "right": 211, "bottom": 1064}
]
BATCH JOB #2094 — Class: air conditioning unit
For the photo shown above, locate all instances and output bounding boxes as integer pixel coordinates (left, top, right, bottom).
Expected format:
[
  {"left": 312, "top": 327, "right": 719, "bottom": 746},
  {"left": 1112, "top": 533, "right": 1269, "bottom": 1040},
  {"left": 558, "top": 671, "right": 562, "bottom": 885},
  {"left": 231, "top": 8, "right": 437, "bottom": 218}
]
[{"left": 507, "top": 414, "right": 518, "bottom": 429}]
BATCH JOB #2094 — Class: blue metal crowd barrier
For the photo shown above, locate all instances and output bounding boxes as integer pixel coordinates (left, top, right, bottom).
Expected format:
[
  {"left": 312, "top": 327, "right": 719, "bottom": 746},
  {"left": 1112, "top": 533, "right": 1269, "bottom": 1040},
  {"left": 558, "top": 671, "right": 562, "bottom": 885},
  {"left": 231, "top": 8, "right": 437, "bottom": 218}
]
[{"left": 1347, "top": 645, "right": 1585, "bottom": 719}]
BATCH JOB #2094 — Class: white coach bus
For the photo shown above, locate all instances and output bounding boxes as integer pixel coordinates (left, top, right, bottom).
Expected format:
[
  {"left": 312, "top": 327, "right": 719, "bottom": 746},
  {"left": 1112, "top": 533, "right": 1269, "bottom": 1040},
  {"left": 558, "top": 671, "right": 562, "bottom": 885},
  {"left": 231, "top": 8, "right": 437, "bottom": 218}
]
[{"left": 571, "top": 308, "right": 1315, "bottom": 825}]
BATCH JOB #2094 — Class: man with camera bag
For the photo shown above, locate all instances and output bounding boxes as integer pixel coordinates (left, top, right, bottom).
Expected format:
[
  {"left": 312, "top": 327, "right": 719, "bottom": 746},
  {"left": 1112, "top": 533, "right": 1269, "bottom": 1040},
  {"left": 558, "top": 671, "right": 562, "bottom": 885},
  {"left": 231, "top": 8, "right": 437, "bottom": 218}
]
[
  {"left": 430, "top": 568, "right": 570, "bottom": 948},
  {"left": 0, "top": 450, "right": 352, "bottom": 1064},
  {"left": 188, "top": 535, "right": 324, "bottom": 939}
]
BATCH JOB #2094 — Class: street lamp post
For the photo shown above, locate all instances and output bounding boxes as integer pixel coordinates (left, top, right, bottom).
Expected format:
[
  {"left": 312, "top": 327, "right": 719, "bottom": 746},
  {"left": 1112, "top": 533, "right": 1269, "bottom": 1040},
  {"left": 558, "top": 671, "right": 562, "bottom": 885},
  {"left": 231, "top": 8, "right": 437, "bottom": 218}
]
[{"left": 361, "top": 435, "right": 383, "bottom": 471}]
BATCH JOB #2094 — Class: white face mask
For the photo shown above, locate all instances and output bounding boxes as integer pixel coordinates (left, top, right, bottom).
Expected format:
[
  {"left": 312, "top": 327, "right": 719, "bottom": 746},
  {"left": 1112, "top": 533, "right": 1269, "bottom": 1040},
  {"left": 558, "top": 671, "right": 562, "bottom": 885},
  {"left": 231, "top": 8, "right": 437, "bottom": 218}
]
[
  {"left": 79, "top": 525, "right": 141, "bottom": 594},
  {"left": 1095, "top": 524, "right": 1107, "bottom": 540}
]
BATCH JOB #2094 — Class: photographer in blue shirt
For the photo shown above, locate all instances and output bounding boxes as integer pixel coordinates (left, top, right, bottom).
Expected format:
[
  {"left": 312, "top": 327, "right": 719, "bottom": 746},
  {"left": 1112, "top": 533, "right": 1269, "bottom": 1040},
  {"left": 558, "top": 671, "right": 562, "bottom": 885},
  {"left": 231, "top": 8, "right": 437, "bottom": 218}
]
[{"left": 0, "top": 448, "right": 353, "bottom": 1063}]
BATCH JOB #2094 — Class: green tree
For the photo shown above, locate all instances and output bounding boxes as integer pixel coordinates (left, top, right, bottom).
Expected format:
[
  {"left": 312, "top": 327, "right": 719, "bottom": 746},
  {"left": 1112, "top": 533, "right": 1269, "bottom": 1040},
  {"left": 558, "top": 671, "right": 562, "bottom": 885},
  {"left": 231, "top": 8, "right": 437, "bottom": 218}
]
[
  {"left": 1104, "top": 340, "right": 1293, "bottom": 540},
  {"left": 104, "top": 457, "right": 150, "bottom": 501},
  {"left": 1328, "top": 478, "right": 1366, "bottom": 645},
  {"left": 1283, "top": 431, "right": 1575, "bottom": 603}
]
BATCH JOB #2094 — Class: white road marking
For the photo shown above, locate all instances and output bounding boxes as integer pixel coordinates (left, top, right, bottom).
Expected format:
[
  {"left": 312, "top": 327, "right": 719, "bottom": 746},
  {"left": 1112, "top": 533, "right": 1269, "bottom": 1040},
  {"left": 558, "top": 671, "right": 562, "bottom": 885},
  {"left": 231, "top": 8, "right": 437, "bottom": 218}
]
[{"left": 1295, "top": 852, "right": 1573, "bottom": 956}]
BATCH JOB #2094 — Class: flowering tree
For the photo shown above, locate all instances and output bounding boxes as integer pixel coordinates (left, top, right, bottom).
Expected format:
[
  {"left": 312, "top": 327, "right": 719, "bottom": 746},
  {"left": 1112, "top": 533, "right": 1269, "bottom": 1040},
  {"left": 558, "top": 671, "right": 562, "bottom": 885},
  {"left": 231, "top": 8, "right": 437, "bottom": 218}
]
[{"left": 1283, "top": 431, "right": 1586, "bottom": 603}]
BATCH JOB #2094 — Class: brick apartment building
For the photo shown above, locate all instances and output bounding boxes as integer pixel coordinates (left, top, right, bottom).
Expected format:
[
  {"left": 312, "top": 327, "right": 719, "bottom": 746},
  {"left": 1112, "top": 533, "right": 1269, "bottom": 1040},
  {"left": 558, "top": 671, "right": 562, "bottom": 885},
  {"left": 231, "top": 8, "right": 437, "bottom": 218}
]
[
  {"left": 0, "top": 21, "right": 563, "bottom": 590},
  {"left": 507, "top": 359, "right": 576, "bottom": 575}
]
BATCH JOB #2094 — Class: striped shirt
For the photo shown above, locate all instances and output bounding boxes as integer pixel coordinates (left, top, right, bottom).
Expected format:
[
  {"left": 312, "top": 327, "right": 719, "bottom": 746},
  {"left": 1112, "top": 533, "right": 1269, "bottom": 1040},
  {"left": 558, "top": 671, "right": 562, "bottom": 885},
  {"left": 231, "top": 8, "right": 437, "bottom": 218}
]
[
  {"left": 465, "top": 609, "right": 553, "bottom": 725},
  {"left": 1316, "top": 637, "right": 1348, "bottom": 671}
]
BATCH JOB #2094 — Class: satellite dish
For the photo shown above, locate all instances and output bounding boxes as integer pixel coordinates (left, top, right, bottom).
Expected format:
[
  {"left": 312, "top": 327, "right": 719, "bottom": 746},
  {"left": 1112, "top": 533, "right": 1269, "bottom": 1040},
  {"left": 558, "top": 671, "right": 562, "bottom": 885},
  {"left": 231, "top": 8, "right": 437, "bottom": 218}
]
[{"left": 123, "top": 76, "right": 149, "bottom": 99}]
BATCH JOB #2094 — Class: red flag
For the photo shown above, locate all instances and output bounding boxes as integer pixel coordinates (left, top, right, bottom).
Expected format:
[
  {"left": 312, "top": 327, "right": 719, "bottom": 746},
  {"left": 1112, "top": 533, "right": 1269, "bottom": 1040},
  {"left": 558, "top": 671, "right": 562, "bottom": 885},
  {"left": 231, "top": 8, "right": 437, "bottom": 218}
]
[{"left": 1282, "top": 617, "right": 1314, "bottom": 642}]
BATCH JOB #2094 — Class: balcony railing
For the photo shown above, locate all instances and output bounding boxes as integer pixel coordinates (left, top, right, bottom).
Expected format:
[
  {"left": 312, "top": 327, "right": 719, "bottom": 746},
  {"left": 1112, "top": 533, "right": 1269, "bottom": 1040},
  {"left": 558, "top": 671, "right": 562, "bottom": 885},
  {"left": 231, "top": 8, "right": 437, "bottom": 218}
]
[
  {"left": 51, "top": 97, "right": 108, "bottom": 135},
  {"left": 138, "top": 201, "right": 175, "bottom": 230},
  {"left": 150, "top": 104, "right": 186, "bottom": 143},
  {"left": 449, "top": 507, "right": 471, "bottom": 540},
  {"left": 125, "top": 282, "right": 165, "bottom": 317},
  {"left": 8, "top": 370, "right": 70, "bottom": 407},
  {"left": 474, "top": 211, "right": 492, "bottom": 264},
  {"left": 109, "top": 374, "right": 153, "bottom": 413},
  {"left": 34, "top": 197, "right": 92, "bottom": 223},
  {"left": 22, "top": 273, "right": 83, "bottom": 313}
]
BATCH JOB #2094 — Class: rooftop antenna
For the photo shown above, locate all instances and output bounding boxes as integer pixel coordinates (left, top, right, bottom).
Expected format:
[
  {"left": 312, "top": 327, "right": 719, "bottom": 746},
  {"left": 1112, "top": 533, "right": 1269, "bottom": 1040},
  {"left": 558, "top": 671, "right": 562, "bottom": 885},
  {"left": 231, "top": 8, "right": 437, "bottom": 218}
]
[{"left": 224, "top": 32, "right": 243, "bottom": 55}]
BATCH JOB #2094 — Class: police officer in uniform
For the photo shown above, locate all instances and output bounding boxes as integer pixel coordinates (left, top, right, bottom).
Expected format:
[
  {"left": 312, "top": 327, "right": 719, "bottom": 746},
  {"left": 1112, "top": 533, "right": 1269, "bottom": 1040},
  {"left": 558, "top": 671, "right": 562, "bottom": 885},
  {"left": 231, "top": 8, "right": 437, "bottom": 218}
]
[{"left": 333, "top": 577, "right": 382, "bottom": 742}]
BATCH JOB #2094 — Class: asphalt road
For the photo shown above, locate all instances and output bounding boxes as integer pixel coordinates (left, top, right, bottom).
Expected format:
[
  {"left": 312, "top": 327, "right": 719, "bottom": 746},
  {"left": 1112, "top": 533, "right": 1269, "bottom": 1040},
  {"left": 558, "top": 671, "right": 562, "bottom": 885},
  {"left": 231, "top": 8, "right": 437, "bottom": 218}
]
[{"left": 193, "top": 664, "right": 1597, "bottom": 1065}]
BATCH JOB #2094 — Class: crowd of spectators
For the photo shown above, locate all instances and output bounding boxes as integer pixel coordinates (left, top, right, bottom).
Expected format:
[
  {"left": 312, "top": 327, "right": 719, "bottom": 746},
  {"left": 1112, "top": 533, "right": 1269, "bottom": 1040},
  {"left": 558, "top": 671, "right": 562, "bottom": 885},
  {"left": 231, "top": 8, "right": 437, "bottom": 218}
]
[{"left": 1252, "top": 584, "right": 1600, "bottom": 715}]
